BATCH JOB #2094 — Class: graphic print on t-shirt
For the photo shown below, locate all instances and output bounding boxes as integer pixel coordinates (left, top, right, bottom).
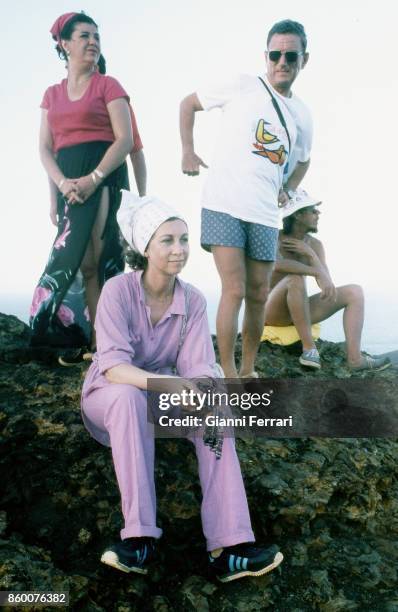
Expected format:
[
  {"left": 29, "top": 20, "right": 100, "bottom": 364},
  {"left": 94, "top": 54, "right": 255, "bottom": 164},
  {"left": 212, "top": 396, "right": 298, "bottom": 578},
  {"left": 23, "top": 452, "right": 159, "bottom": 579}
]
[{"left": 252, "top": 119, "right": 287, "bottom": 166}]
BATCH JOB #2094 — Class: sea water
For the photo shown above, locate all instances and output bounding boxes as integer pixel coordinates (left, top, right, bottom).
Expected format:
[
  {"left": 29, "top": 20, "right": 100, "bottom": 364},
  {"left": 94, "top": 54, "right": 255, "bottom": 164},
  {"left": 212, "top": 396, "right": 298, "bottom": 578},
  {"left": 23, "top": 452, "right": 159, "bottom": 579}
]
[{"left": 1, "top": 290, "right": 397, "bottom": 356}]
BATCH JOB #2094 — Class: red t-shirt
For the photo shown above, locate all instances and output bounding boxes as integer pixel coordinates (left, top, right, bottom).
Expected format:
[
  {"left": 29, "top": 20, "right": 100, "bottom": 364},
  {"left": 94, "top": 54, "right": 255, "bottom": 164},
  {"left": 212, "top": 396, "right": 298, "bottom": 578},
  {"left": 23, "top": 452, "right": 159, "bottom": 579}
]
[{"left": 41, "top": 72, "right": 143, "bottom": 153}]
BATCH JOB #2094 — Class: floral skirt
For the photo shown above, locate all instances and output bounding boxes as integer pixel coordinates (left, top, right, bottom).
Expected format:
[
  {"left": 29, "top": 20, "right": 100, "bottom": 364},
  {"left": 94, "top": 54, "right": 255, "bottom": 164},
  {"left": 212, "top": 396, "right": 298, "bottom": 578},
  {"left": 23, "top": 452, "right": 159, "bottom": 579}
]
[{"left": 30, "top": 141, "right": 129, "bottom": 348}]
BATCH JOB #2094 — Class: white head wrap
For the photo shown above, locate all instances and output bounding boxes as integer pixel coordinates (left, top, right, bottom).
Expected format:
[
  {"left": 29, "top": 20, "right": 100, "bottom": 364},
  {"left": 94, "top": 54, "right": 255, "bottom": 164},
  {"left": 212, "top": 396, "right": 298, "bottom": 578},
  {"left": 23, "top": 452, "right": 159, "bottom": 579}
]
[{"left": 117, "top": 190, "right": 187, "bottom": 255}]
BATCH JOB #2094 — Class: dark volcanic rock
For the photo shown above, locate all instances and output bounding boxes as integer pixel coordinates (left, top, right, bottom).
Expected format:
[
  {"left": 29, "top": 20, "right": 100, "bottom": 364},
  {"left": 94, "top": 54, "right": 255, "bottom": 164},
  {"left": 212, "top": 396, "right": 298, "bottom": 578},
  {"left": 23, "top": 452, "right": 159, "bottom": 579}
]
[
  {"left": 0, "top": 314, "right": 397, "bottom": 611},
  {"left": 0, "top": 314, "right": 33, "bottom": 363}
]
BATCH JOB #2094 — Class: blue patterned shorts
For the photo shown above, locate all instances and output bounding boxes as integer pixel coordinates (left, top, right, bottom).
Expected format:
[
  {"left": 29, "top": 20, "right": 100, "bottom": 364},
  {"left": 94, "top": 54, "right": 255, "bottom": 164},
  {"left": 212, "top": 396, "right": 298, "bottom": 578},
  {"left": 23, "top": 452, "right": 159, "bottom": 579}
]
[{"left": 201, "top": 208, "right": 278, "bottom": 261}]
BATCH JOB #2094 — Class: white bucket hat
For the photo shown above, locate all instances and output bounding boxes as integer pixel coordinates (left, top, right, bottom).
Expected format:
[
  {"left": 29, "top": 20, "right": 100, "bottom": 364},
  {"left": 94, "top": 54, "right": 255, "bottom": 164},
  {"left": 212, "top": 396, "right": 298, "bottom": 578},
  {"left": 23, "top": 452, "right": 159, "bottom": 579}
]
[
  {"left": 117, "top": 190, "right": 187, "bottom": 255},
  {"left": 281, "top": 188, "right": 322, "bottom": 219}
]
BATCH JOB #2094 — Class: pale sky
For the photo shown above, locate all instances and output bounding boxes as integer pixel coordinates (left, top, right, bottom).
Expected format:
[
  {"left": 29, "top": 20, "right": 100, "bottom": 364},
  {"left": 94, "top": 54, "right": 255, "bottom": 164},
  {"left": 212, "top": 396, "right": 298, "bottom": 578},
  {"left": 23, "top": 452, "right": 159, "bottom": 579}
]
[{"left": 1, "top": 0, "right": 397, "bottom": 349}]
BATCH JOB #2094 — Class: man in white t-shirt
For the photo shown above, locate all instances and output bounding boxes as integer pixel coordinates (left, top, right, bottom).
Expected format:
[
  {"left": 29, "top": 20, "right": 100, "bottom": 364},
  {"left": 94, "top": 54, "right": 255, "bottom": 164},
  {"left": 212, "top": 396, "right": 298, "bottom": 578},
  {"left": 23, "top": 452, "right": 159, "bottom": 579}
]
[{"left": 180, "top": 20, "right": 313, "bottom": 378}]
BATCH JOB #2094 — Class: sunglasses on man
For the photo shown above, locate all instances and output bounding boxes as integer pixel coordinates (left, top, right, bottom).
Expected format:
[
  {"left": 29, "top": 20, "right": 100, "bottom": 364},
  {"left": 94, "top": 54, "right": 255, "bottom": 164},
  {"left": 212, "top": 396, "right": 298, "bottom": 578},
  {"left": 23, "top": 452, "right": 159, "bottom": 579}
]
[{"left": 268, "top": 50, "right": 304, "bottom": 64}]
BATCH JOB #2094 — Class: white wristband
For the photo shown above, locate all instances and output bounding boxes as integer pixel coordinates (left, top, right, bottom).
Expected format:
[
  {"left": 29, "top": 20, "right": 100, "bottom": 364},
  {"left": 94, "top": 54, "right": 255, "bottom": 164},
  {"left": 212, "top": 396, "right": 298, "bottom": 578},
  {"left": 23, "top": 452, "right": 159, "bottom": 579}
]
[
  {"left": 94, "top": 168, "right": 104, "bottom": 180},
  {"left": 91, "top": 172, "right": 97, "bottom": 185},
  {"left": 58, "top": 178, "right": 65, "bottom": 189}
]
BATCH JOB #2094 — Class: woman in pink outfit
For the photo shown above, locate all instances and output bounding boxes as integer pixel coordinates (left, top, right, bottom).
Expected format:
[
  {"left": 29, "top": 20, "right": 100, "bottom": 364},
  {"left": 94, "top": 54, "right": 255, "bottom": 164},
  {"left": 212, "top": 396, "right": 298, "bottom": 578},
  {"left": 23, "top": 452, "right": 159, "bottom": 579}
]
[{"left": 81, "top": 191, "right": 283, "bottom": 582}]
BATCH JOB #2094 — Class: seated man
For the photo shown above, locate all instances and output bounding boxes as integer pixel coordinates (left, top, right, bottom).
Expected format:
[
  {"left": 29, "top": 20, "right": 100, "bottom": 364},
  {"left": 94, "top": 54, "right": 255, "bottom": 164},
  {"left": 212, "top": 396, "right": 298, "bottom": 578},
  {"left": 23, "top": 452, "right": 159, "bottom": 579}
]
[{"left": 264, "top": 189, "right": 391, "bottom": 371}]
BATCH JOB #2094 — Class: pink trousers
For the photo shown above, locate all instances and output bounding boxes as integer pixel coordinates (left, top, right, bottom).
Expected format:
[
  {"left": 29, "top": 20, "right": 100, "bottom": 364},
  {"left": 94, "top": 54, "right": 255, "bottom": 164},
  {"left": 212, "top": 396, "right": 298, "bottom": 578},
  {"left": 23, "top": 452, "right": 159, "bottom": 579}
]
[{"left": 82, "top": 383, "right": 255, "bottom": 550}]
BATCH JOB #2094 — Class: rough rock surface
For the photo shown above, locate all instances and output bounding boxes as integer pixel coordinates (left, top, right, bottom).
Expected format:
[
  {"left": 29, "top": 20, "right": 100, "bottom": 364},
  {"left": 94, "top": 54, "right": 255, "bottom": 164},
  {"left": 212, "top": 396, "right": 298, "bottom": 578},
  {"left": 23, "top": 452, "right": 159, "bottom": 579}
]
[{"left": 0, "top": 313, "right": 397, "bottom": 611}]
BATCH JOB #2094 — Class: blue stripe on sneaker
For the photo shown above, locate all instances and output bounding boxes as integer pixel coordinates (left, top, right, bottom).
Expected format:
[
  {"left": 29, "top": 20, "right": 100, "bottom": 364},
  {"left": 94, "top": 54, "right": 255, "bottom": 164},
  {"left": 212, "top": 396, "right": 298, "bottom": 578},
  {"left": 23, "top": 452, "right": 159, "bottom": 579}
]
[
  {"left": 229, "top": 555, "right": 235, "bottom": 572},
  {"left": 242, "top": 557, "right": 248, "bottom": 570},
  {"left": 236, "top": 556, "right": 242, "bottom": 570}
]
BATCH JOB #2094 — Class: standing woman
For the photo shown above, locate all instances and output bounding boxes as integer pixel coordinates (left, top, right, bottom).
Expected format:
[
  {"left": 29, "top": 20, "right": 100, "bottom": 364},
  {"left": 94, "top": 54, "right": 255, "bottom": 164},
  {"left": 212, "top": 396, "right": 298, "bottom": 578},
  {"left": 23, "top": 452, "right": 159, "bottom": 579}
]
[{"left": 30, "top": 12, "right": 134, "bottom": 363}]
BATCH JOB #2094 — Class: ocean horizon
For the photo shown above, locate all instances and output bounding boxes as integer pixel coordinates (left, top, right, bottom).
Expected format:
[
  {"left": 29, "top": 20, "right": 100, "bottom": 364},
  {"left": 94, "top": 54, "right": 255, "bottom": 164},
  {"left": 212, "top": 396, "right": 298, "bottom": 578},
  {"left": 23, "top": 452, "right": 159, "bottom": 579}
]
[{"left": 2, "top": 290, "right": 397, "bottom": 357}]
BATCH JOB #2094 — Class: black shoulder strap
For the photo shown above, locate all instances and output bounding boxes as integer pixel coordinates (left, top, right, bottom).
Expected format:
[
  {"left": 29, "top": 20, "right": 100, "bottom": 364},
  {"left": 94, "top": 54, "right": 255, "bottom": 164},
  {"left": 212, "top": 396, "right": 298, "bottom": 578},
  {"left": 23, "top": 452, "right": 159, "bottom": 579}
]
[{"left": 258, "top": 76, "right": 291, "bottom": 154}]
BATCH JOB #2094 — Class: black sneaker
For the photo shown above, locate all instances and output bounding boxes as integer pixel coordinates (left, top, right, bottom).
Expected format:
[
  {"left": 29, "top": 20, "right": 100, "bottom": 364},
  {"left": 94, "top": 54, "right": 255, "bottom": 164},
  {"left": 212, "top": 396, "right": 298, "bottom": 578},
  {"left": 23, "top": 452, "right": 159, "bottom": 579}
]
[
  {"left": 101, "top": 537, "right": 155, "bottom": 574},
  {"left": 208, "top": 543, "right": 283, "bottom": 583}
]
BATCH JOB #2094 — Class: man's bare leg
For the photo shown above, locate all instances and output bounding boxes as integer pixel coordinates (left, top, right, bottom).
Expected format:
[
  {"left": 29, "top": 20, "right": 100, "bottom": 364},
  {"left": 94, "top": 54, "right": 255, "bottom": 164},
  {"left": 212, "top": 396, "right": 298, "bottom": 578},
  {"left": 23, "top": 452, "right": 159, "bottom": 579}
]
[
  {"left": 309, "top": 284, "right": 364, "bottom": 365},
  {"left": 266, "top": 280, "right": 365, "bottom": 365},
  {"left": 265, "top": 274, "right": 315, "bottom": 350},
  {"left": 239, "top": 258, "right": 274, "bottom": 377},
  {"left": 212, "top": 246, "right": 246, "bottom": 377},
  {"left": 286, "top": 276, "right": 315, "bottom": 350}
]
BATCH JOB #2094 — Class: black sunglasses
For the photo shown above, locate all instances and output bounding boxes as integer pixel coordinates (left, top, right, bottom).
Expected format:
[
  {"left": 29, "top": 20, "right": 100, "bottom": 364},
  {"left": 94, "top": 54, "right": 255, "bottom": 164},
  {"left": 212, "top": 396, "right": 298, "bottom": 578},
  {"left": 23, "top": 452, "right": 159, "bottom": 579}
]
[{"left": 268, "top": 50, "right": 303, "bottom": 64}]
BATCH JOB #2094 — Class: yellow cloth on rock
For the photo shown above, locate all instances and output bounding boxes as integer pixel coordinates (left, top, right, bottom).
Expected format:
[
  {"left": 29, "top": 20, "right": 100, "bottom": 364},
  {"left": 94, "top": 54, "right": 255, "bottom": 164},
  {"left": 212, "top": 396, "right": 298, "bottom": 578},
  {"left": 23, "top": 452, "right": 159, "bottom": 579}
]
[{"left": 261, "top": 323, "right": 321, "bottom": 346}]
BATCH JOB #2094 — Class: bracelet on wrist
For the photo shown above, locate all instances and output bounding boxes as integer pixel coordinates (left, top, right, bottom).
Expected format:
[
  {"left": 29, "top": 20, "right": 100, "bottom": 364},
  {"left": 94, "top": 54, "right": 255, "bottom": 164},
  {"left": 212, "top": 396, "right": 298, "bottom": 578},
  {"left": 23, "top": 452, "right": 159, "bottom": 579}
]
[
  {"left": 58, "top": 178, "right": 65, "bottom": 190},
  {"left": 94, "top": 168, "right": 104, "bottom": 180},
  {"left": 91, "top": 172, "right": 97, "bottom": 185}
]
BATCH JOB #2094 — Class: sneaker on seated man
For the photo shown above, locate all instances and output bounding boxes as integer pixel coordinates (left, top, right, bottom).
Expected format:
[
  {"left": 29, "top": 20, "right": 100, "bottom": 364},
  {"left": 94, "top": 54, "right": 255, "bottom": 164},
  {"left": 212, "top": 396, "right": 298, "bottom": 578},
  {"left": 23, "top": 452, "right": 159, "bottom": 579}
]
[{"left": 264, "top": 189, "right": 391, "bottom": 372}]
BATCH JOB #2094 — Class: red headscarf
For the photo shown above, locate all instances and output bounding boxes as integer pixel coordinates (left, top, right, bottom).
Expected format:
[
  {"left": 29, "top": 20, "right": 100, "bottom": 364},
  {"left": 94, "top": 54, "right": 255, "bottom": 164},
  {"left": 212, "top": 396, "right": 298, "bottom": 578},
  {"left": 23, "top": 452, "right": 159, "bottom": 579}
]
[{"left": 50, "top": 12, "right": 78, "bottom": 43}]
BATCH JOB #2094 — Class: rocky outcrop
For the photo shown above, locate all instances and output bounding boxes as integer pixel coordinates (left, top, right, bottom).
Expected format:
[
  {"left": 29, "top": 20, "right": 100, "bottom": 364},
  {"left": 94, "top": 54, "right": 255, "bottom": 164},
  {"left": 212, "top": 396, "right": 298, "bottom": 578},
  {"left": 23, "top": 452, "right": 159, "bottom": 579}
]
[{"left": 0, "top": 313, "right": 397, "bottom": 611}]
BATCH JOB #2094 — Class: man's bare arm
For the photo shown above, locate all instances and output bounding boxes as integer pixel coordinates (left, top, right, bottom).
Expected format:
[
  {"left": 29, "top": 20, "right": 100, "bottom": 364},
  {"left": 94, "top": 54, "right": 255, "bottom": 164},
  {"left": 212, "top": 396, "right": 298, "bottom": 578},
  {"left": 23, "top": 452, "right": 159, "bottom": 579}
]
[
  {"left": 180, "top": 93, "right": 208, "bottom": 175},
  {"left": 311, "top": 238, "right": 332, "bottom": 276},
  {"left": 273, "top": 258, "right": 320, "bottom": 277},
  {"left": 284, "top": 159, "right": 311, "bottom": 192},
  {"left": 279, "top": 160, "right": 311, "bottom": 206},
  {"left": 275, "top": 237, "right": 337, "bottom": 301}
]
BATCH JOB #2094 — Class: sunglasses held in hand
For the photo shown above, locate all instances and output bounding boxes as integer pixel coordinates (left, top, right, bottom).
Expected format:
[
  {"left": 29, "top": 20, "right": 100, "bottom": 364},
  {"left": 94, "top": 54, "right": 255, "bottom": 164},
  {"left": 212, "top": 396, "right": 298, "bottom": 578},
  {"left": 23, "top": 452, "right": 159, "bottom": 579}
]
[{"left": 268, "top": 50, "right": 304, "bottom": 64}]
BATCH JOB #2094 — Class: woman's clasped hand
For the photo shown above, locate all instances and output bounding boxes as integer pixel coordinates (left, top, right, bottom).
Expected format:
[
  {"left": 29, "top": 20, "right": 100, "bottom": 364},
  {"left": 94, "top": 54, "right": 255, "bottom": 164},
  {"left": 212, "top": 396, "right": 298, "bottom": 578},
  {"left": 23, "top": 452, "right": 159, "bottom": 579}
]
[{"left": 62, "top": 174, "right": 100, "bottom": 204}]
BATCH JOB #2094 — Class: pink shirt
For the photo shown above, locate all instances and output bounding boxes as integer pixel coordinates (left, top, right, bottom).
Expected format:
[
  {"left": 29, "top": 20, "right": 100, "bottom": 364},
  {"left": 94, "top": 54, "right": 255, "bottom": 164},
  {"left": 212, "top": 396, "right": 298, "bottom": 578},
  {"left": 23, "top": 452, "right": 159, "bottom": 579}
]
[
  {"left": 41, "top": 72, "right": 138, "bottom": 153},
  {"left": 82, "top": 270, "right": 217, "bottom": 401}
]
